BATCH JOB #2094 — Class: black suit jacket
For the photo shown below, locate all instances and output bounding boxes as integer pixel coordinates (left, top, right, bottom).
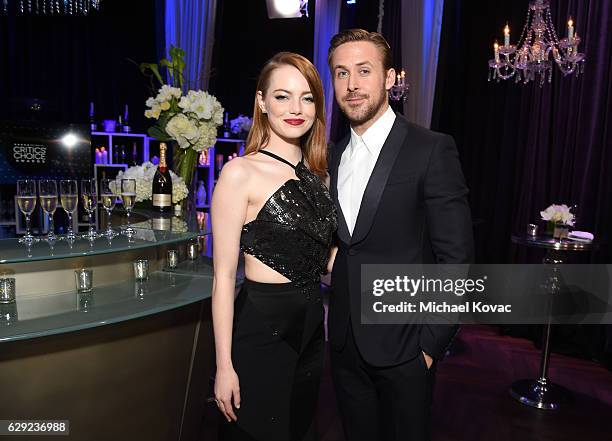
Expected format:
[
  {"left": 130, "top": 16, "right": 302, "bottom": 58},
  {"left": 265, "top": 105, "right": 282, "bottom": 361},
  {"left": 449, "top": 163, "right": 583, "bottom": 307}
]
[{"left": 329, "top": 114, "right": 474, "bottom": 367}]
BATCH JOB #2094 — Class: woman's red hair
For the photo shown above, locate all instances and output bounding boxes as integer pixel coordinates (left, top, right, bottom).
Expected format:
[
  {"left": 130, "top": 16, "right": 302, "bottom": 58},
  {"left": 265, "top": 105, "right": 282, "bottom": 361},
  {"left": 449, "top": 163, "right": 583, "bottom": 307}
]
[{"left": 243, "top": 52, "right": 328, "bottom": 179}]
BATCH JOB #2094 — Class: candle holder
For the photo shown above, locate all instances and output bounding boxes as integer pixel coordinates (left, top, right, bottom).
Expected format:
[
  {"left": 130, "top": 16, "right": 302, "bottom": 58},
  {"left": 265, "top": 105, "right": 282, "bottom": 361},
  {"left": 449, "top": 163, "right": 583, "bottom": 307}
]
[
  {"left": 0, "top": 303, "right": 18, "bottom": 326},
  {"left": 187, "top": 241, "right": 198, "bottom": 261},
  {"left": 527, "top": 224, "right": 538, "bottom": 237},
  {"left": 0, "top": 278, "right": 16, "bottom": 304},
  {"left": 77, "top": 292, "right": 94, "bottom": 312},
  {"left": 134, "top": 281, "right": 148, "bottom": 299},
  {"left": 133, "top": 259, "right": 149, "bottom": 281},
  {"left": 167, "top": 250, "right": 179, "bottom": 270},
  {"left": 74, "top": 269, "right": 93, "bottom": 293}
]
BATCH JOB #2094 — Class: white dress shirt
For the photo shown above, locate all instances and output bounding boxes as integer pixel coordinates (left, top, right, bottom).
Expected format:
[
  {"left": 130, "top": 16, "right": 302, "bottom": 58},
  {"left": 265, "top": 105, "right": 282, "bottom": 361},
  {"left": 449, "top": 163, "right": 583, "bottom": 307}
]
[{"left": 337, "top": 106, "right": 396, "bottom": 234}]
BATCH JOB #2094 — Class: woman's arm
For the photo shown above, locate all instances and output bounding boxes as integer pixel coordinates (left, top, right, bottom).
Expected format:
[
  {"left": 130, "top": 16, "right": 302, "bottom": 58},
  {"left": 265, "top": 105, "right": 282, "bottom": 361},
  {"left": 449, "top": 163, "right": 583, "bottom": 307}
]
[
  {"left": 323, "top": 172, "right": 338, "bottom": 275},
  {"left": 326, "top": 245, "right": 338, "bottom": 274},
  {"left": 211, "top": 158, "right": 249, "bottom": 422}
]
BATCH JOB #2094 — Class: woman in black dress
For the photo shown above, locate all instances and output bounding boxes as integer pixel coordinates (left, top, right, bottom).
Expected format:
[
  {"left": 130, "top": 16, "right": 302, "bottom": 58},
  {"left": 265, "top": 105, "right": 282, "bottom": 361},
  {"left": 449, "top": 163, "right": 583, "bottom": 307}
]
[{"left": 211, "top": 52, "right": 337, "bottom": 441}]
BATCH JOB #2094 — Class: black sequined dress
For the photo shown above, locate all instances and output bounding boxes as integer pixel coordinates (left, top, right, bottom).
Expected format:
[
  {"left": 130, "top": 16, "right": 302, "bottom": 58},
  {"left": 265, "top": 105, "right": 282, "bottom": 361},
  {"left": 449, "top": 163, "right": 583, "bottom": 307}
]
[{"left": 219, "top": 150, "right": 336, "bottom": 441}]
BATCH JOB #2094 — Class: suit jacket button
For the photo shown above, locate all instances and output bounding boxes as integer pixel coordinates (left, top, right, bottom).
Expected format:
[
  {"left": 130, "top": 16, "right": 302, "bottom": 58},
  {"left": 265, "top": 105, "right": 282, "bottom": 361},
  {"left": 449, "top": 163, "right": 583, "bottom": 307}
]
[
  {"left": 348, "top": 248, "right": 357, "bottom": 256},
  {"left": 269, "top": 417, "right": 276, "bottom": 423},
  {"left": 272, "top": 329, "right": 279, "bottom": 337}
]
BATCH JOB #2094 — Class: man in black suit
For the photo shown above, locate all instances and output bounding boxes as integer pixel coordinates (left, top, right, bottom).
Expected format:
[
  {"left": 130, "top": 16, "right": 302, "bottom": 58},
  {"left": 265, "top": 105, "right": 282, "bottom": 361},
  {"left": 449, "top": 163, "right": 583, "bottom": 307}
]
[{"left": 327, "top": 29, "right": 474, "bottom": 441}]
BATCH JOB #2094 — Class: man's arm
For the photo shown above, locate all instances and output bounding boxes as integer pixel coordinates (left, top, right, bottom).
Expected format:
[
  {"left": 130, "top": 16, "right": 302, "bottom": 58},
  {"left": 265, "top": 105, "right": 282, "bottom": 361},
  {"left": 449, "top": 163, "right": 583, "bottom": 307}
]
[
  {"left": 420, "top": 134, "right": 474, "bottom": 360},
  {"left": 424, "top": 134, "right": 474, "bottom": 264}
]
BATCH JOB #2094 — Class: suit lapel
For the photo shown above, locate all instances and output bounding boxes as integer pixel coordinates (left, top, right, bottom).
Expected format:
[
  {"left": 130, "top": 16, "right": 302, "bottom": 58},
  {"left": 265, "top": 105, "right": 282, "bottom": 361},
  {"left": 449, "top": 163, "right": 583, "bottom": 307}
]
[
  {"left": 351, "top": 118, "right": 408, "bottom": 245},
  {"left": 331, "top": 134, "right": 351, "bottom": 244}
]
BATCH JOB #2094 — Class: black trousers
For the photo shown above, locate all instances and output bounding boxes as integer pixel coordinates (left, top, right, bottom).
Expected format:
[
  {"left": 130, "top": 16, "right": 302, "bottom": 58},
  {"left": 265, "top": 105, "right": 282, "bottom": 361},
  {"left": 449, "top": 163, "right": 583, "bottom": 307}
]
[
  {"left": 218, "top": 280, "right": 324, "bottom": 441},
  {"left": 330, "top": 323, "right": 434, "bottom": 441}
]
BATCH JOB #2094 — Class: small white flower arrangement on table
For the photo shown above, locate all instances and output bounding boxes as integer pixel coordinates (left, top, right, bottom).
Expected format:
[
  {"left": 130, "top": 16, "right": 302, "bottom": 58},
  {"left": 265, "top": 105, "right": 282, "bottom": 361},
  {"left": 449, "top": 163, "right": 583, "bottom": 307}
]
[
  {"left": 540, "top": 204, "right": 575, "bottom": 239},
  {"left": 540, "top": 204, "right": 575, "bottom": 226}
]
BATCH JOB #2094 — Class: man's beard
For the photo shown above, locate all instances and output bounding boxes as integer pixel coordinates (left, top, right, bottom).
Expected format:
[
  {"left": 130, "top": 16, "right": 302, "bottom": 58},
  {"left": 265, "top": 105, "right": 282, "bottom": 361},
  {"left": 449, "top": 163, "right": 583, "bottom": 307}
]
[{"left": 339, "top": 85, "right": 388, "bottom": 127}]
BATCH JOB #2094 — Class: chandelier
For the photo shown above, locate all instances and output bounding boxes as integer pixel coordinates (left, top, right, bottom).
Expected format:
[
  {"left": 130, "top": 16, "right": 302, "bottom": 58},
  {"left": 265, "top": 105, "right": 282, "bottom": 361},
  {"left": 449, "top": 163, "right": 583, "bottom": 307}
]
[
  {"left": 1, "top": 0, "right": 102, "bottom": 15},
  {"left": 488, "top": 0, "right": 585, "bottom": 86},
  {"left": 389, "top": 69, "right": 409, "bottom": 101}
]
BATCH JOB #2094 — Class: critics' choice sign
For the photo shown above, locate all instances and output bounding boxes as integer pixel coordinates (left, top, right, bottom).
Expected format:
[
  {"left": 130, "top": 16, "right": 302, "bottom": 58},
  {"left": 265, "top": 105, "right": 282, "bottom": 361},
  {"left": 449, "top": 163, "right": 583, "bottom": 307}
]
[
  {"left": 12, "top": 143, "right": 47, "bottom": 164},
  {"left": 0, "top": 124, "right": 91, "bottom": 183}
]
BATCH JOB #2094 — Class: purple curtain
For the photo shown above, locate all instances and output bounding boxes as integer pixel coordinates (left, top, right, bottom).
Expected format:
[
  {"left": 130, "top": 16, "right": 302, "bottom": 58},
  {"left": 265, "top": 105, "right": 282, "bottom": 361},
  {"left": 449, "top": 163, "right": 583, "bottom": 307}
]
[{"left": 432, "top": 0, "right": 612, "bottom": 264}]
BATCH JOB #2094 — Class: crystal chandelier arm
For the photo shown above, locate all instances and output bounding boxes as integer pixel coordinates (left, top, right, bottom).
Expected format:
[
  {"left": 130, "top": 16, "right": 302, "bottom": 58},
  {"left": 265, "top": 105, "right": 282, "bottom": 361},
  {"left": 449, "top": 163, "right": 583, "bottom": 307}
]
[
  {"left": 545, "top": 7, "right": 561, "bottom": 44},
  {"left": 1, "top": 0, "right": 101, "bottom": 14},
  {"left": 523, "top": 13, "right": 536, "bottom": 50},
  {"left": 516, "top": 7, "right": 532, "bottom": 49}
]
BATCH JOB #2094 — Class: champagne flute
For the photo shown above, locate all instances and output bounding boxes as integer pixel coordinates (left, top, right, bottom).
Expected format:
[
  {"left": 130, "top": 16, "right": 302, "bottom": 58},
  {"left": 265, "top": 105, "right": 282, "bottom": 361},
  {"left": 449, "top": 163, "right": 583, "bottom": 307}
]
[
  {"left": 59, "top": 179, "right": 78, "bottom": 242},
  {"left": 81, "top": 179, "right": 99, "bottom": 240},
  {"left": 100, "top": 178, "right": 119, "bottom": 239},
  {"left": 38, "top": 179, "right": 58, "bottom": 242},
  {"left": 121, "top": 178, "right": 136, "bottom": 238},
  {"left": 16, "top": 179, "right": 38, "bottom": 244}
]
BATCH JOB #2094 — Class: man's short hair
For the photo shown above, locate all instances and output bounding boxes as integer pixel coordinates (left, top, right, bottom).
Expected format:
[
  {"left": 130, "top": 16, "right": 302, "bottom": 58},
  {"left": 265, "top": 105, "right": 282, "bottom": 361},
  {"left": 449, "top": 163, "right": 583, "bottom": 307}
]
[{"left": 328, "top": 28, "right": 393, "bottom": 71}]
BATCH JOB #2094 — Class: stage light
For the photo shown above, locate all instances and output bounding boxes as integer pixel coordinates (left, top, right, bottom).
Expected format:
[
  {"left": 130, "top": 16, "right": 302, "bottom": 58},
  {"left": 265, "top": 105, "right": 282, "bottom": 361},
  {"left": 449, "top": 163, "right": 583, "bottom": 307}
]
[
  {"left": 347, "top": 0, "right": 356, "bottom": 4},
  {"left": 266, "top": 0, "right": 308, "bottom": 19},
  {"left": 61, "top": 133, "right": 78, "bottom": 148}
]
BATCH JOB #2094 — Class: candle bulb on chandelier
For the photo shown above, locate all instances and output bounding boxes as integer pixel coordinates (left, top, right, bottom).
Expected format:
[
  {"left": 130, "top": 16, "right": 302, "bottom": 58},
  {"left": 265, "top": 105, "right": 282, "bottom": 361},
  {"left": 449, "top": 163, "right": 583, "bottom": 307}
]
[
  {"left": 494, "top": 41, "right": 500, "bottom": 63},
  {"left": 504, "top": 24, "right": 510, "bottom": 47},
  {"left": 400, "top": 70, "right": 406, "bottom": 86},
  {"left": 568, "top": 17, "right": 574, "bottom": 43},
  {"left": 396, "top": 74, "right": 401, "bottom": 86}
]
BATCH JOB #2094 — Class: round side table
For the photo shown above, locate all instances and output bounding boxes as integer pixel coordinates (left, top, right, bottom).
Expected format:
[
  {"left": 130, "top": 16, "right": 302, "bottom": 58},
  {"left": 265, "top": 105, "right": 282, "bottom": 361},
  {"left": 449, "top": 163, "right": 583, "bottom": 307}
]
[{"left": 509, "top": 234, "right": 595, "bottom": 410}]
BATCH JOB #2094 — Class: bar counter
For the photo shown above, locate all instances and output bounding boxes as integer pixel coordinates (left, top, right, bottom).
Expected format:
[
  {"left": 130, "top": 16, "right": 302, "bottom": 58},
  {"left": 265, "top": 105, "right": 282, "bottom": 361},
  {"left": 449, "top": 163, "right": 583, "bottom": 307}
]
[{"left": 0, "top": 213, "right": 215, "bottom": 441}]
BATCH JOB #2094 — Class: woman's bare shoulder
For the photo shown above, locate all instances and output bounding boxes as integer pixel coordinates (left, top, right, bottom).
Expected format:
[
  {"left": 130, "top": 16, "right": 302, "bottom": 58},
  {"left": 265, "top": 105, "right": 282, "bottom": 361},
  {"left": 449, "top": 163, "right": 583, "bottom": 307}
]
[{"left": 217, "top": 156, "right": 253, "bottom": 185}]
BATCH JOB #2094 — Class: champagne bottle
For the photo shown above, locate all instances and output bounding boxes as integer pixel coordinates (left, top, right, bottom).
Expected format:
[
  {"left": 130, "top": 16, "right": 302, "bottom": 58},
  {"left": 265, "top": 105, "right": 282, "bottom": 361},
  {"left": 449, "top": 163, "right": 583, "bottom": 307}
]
[
  {"left": 123, "top": 104, "right": 130, "bottom": 132},
  {"left": 151, "top": 211, "right": 172, "bottom": 230},
  {"left": 152, "top": 143, "right": 173, "bottom": 212},
  {"left": 89, "top": 102, "right": 97, "bottom": 131},
  {"left": 132, "top": 142, "right": 138, "bottom": 166},
  {"left": 223, "top": 112, "right": 230, "bottom": 138}
]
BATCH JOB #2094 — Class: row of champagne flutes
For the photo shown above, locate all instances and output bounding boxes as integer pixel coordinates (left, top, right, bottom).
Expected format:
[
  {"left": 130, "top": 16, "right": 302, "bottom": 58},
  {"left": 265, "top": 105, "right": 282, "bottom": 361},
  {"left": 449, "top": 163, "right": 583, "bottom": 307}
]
[{"left": 16, "top": 178, "right": 138, "bottom": 244}]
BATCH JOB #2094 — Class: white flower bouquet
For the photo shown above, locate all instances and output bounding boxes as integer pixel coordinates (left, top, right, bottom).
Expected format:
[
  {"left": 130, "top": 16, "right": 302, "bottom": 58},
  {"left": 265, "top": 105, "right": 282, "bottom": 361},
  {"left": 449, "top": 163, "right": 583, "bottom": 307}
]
[
  {"left": 111, "top": 162, "right": 189, "bottom": 204},
  {"left": 540, "top": 204, "right": 575, "bottom": 226},
  {"left": 144, "top": 87, "right": 223, "bottom": 152},
  {"left": 230, "top": 114, "right": 253, "bottom": 137},
  {"left": 140, "top": 46, "right": 224, "bottom": 187}
]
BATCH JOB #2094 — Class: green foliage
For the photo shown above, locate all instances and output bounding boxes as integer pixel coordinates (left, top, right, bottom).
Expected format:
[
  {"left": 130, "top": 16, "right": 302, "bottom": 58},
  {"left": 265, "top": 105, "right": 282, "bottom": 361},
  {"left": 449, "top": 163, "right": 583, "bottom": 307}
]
[
  {"left": 147, "top": 126, "right": 171, "bottom": 142},
  {"left": 139, "top": 45, "right": 187, "bottom": 90}
]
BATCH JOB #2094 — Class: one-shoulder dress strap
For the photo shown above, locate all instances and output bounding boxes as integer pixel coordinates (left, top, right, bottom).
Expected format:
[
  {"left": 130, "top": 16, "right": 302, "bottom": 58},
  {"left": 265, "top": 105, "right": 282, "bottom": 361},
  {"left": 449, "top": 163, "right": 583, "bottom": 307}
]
[{"left": 260, "top": 150, "right": 303, "bottom": 169}]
